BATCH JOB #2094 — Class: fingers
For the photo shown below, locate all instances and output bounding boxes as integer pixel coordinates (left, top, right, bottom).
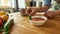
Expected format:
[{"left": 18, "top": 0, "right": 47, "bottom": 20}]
[
  {"left": 26, "top": 7, "right": 32, "bottom": 15},
  {"left": 30, "top": 8, "right": 38, "bottom": 16},
  {"left": 26, "top": 7, "right": 42, "bottom": 16},
  {"left": 44, "top": 11, "right": 53, "bottom": 18},
  {"left": 44, "top": 11, "right": 58, "bottom": 18}
]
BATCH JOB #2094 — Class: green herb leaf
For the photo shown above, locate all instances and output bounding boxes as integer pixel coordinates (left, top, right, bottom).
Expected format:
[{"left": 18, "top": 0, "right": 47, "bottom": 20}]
[{"left": 28, "top": 16, "right": 32, "bottom": 20}]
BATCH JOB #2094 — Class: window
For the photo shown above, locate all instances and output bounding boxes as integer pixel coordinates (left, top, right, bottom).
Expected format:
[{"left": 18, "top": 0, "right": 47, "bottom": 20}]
[
  {"left": 18, "top": 0, "right": 26, "bottom": 8},
  {"left": 0, "top": 0, "right": 26, "bottom": 8},
  {"left": 0, "top": 0, "right": 12, "bottom": 7},
  {"left": 0, "top": 0, "right": 2, "bottom": 5}
]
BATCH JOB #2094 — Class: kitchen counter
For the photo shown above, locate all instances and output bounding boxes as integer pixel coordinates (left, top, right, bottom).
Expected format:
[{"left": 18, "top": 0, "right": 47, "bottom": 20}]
[
  {"left": 0, "top": 6, "right": 14, "bottom": 13},
  {"left": 7, "top": 12, "right": 60, "bottom": 34},
  {"left": 0, "top": 6, "right": 13, "bottom": 9}
]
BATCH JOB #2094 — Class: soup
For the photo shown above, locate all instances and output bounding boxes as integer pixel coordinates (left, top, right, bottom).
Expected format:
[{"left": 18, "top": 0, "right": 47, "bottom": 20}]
[{"left": 32, "top": 18, "right": 45, "bottom": 21}]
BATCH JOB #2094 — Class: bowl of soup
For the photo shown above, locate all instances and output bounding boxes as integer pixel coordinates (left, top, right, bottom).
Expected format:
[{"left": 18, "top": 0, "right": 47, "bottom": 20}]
[{"left": 29, "top": 16, "right": 47, "bottom": 26}]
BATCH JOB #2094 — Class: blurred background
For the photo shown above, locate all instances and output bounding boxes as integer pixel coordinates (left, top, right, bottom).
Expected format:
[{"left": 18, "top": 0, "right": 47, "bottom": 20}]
[{"left": 0, "top": 0, "right": 42, "bottom": 13}]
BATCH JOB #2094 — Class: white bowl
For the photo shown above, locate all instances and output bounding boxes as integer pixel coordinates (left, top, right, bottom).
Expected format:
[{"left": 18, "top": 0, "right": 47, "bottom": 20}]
[{"left": 29, "top": 16, "right": 47, "bottom": 26}]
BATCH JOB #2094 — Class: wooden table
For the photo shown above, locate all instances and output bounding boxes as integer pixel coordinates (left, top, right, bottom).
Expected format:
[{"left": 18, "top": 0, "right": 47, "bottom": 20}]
[{"left": 3, "top": 12, "right": 60, "bottom": 34}]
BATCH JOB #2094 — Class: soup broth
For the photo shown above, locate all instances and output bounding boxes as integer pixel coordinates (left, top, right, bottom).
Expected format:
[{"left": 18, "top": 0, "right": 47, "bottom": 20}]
[{"left": 32, "top": 18, "right": 45, "bottom": 21}]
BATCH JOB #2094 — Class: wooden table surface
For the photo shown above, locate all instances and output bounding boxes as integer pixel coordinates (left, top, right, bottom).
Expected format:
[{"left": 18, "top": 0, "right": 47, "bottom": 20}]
[{"left": 2, "top": 12, "right": 60, "bottom": 34}]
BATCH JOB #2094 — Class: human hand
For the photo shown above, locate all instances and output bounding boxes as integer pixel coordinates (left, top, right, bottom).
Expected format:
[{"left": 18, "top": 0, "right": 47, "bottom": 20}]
[
  {"left": 44, "top": 11, "right": 59, "bottom": 18},
  {"left": 26, "top": 6, "right": 49, "bottom": 16},
  {"left": 26, "top": 7, "right": 42, "bottom": 16},
  {"left": 26, "top": 7, "right": 32, "bottom": 16}
]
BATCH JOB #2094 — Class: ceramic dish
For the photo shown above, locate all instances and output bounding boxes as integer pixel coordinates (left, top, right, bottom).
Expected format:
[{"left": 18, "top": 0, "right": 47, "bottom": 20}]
[{"left": 29, "top": 16, "right": 47, "bottom": 26}]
